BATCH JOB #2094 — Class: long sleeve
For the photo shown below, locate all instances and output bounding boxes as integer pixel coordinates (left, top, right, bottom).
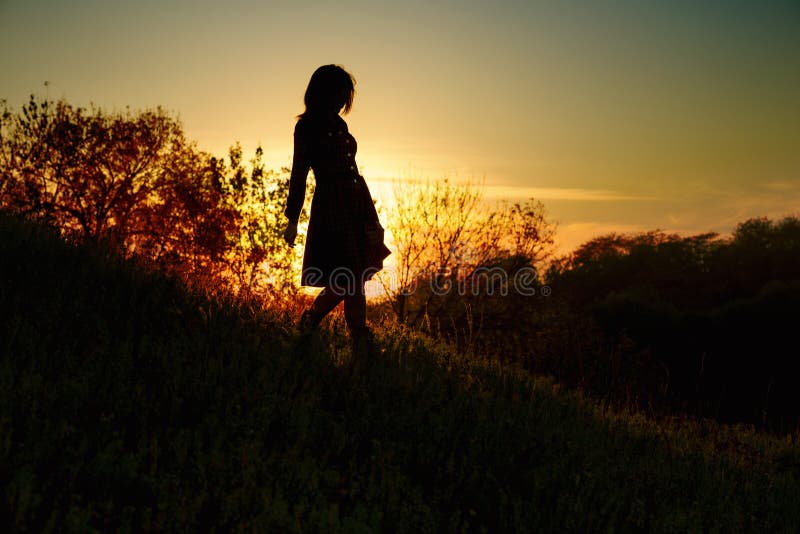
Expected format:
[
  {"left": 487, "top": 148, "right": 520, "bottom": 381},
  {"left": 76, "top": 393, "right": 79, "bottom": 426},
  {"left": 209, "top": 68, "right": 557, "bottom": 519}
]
[{"left": 284, "top": 121, "right": 311, "bottom": 224}]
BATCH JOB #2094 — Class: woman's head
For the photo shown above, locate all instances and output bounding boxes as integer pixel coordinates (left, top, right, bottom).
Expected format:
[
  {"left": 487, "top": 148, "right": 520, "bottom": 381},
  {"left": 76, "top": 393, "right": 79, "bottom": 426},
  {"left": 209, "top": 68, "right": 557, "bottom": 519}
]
[{"left": 300, "top": 64, "right": 356, "bottom": 118}]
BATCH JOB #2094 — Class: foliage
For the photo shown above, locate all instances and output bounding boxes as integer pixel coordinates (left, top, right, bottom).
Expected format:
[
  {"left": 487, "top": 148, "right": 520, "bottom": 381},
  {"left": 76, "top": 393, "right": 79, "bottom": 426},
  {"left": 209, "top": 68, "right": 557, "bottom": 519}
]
[
  {"left": 538, "top": 216, "right": 800, "bottom": 429},
  {"left": 0, "top": 95, "right": 312, "bottom": 294},
  {"left": 377, "top": 177, "right": 556, "bottom": 335},
  {"left": 2, "top": 213, "right": 800, "bottom": 532},
  {"left": 211, "top": 143, "right": 313, "bottom": 296}
]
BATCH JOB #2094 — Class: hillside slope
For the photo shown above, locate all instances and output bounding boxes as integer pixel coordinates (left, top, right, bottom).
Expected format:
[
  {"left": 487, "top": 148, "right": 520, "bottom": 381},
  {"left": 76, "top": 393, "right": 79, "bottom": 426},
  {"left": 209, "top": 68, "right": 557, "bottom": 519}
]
[{"left": 1, "top": 214, "right": 799, "bottom": 532}]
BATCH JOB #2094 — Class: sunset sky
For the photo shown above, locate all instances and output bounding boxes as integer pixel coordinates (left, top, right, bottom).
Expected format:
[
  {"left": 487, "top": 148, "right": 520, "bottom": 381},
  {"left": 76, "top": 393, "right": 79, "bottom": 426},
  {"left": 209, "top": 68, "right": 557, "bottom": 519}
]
[{"left": 2, "top": 0, "right": 798, "bottom": 253}]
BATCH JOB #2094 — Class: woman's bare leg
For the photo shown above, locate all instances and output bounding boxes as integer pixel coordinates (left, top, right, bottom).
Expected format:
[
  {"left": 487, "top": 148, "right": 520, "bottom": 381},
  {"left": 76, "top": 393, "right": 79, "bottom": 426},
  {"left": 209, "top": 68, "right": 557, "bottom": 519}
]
[
  {"left": 300, "top": 286, "right": 346, "bottom": 331},
  {"left": 343, "top": 283, "right": 367, "bottom": 330},
  {"left": 299, "top": 283, "right": 374, "bottom": 357},
  {"left": 344, "top": 283, "right": 376, "bottom": 358}
]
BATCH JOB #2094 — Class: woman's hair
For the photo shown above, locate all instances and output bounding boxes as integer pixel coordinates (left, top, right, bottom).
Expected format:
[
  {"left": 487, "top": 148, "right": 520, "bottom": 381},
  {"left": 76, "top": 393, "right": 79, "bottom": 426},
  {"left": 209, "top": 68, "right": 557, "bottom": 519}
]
[{"left": 298, "top": 64, "right": 356, "bottom": 119}]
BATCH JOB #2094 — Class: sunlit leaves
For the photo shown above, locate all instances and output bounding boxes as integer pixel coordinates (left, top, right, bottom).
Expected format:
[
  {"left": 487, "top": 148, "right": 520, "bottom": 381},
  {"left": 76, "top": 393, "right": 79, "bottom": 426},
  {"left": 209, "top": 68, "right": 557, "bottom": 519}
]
[{"left": 0, "top": 95, "right": 311, "bottom": 297}]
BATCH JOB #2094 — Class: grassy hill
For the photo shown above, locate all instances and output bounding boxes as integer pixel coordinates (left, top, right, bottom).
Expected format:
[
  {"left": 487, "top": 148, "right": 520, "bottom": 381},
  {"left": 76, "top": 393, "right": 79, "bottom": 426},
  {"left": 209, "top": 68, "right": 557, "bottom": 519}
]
[{"left": 1, "top": 213, "right": 799, "bottom": 532}]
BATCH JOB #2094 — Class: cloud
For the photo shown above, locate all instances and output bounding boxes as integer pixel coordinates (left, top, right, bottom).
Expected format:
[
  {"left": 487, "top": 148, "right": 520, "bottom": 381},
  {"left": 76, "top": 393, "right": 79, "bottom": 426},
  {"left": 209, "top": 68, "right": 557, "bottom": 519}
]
[
  {"left": 368, "top": 175, "right": 800, "bottom": 257},
  {"left": 369, "top": 177, "right": 655, "bottom": 202},
  {"left": 482, "top": 185, "right": 655, "bottom": 202},
  {"left": 550, "top": 180, "right": 800, "bottom": 254},
  {"left": 763, "top": 180, "right": 800, "bottom": 192}
]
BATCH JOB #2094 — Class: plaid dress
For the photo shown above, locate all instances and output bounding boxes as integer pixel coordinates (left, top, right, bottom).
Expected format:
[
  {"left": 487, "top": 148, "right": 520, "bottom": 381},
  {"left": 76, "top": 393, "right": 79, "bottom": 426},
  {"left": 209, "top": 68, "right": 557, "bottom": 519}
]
[{"left": 284, "top": 112, "right": 391, "bottom": 288}]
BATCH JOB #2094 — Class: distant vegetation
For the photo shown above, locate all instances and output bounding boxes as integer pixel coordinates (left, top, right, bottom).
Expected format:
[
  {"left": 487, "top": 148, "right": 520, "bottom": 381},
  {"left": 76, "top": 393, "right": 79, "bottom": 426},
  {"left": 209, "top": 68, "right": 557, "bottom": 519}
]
[
  {"left": 412, "top": 217, "right": 800, "bottom": 431},
  {"left": 2, "top": 213, "right": 799, "bottom": 531},
  {"left": 541, "top": 220, "right": 800, "bottom": 429}
]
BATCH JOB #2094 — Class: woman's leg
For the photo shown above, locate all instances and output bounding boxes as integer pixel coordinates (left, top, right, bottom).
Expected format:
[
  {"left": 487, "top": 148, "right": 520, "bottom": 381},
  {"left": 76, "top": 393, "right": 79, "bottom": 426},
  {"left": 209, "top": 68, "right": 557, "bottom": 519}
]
[
  {"left": 343, "top": 282, "right": 366, "bottom": 330},
  {"left": 300, "top": 286, "right": 346, "bottom": 331},
  {"left": 344, "top": 282, "right": 377, "bottom": 357}
]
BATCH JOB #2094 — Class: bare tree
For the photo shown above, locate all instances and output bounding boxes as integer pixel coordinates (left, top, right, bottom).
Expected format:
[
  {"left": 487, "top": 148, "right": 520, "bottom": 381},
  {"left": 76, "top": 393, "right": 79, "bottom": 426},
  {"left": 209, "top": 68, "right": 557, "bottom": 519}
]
[
  {"left": 378, "top": 176, "right": 556, "bottom": 327},
  {"left": 378, "top": 177, "right": 483, "bottom": 321}
]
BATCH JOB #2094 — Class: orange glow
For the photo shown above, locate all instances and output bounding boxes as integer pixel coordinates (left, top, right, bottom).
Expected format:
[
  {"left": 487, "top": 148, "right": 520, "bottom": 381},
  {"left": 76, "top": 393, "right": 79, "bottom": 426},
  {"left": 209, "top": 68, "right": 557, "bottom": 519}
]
[{"left": 2, "top": 1, "right": 797, "bottom": 263}]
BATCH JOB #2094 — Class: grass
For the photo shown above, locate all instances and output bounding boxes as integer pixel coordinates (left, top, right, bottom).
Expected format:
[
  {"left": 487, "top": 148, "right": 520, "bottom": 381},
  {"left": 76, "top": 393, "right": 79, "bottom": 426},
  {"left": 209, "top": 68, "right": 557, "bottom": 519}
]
[{"left": 1, "top": 213, "right": 799, "bottom": 532}]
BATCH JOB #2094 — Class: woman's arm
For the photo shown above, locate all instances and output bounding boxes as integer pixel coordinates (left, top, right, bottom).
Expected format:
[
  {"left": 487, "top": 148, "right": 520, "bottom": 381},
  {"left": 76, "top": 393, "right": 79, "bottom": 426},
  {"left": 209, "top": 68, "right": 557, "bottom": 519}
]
[{"left": 283, "top": 120, "right": 311, "bottom": 225}]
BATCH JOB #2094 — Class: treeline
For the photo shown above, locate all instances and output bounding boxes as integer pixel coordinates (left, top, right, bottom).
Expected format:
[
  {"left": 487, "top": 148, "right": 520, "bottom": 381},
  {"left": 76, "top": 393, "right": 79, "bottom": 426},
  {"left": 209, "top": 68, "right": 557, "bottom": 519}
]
[
  {"left": 407, "top": 217, "right": 800, "bottom": 430},
  {"left": 541, "top": 220, "right": 800, "bottom": 430},
  {"left": 0, "top": 95, "right": 311, "bottom": 295}
]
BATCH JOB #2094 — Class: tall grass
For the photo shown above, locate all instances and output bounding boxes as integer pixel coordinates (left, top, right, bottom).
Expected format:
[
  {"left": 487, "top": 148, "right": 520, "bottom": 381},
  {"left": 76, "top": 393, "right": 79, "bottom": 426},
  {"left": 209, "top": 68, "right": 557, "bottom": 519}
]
[{"left": 1, "top": 213, "right": 799, "bottom": 532}]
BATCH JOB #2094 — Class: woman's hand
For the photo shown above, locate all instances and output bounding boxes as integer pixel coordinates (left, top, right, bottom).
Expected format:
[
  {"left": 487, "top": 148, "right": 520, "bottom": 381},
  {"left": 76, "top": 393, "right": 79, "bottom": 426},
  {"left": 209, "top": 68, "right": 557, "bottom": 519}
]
[{"left": 283, "top": 221, "right": 298, "bottom": 247}]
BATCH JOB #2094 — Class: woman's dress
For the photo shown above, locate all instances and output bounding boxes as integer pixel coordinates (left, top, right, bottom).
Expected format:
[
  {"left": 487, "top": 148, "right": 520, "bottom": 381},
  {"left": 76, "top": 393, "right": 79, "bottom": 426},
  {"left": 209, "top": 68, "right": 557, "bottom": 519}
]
[{"left": 284, "top": 112, "right": 391, "bottom": 288}]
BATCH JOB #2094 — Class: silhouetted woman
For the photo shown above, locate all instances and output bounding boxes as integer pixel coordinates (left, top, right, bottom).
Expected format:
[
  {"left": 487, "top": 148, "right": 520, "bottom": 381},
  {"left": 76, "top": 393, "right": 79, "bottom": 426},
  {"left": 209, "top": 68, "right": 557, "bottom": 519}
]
[{"left": 283, "top": 64, "right": 391, "bottom": 355}]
